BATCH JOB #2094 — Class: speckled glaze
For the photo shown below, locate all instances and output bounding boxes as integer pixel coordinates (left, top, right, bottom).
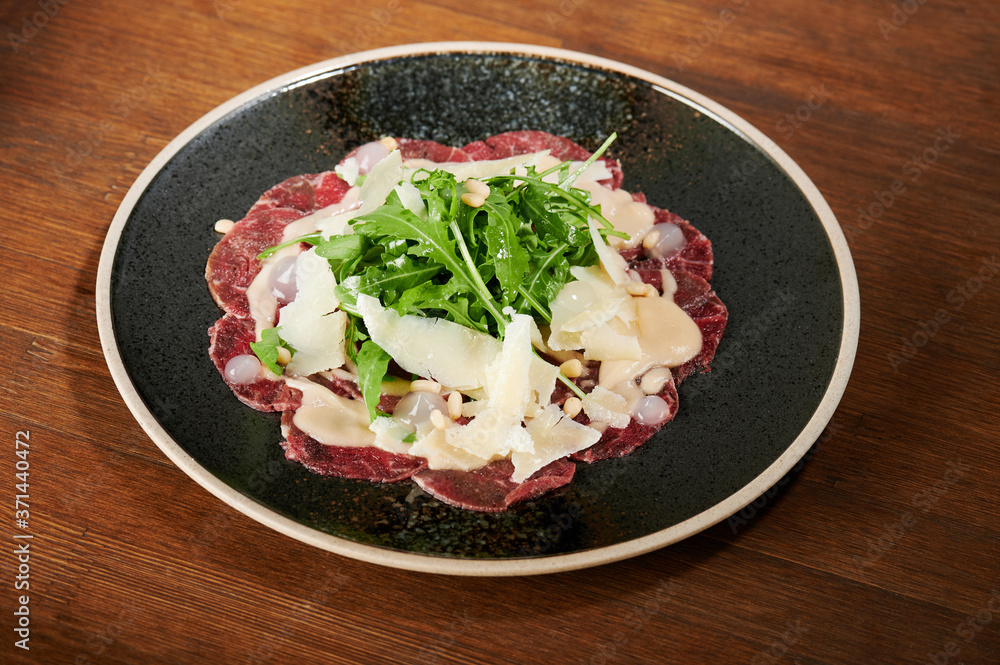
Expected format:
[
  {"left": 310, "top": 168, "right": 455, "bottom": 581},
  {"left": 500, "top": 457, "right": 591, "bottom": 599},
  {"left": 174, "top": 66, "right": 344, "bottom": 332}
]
[{"left": 98, "top": 44, "right": 857, "bottom": 574}]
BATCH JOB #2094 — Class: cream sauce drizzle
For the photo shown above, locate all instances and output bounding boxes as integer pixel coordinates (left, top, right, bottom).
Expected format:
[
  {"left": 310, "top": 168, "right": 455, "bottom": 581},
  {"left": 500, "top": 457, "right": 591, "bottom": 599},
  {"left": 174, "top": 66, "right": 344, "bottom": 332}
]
[
  {"left": 640, "top": 367, "right": 673, "bottom": 395},
  {"left": 246, "top": 244, "right": 299, "bottom": 339},
  {"left": 597, "top": 284, "right": 702, "bottom": 412},
  {"left": 284, "top": 187, "right": 360, "bottom": 240},
  {"left": 583, "top": 184, "right": 655, "bottom": 250},
  {"left": 283, "top": 377, "right": 376, "bottom": 448}
]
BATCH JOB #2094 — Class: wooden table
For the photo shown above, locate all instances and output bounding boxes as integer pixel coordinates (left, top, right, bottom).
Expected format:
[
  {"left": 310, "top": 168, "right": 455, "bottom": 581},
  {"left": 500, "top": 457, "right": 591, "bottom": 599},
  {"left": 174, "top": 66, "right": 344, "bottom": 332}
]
[{"left": 2, "top": 0, "right": 998, "bottom": 662}]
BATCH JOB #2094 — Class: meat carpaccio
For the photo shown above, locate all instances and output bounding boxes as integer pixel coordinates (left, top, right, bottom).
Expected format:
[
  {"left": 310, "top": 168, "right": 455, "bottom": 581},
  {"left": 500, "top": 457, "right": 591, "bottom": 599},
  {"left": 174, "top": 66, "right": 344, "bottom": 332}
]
[{"left": 206, "top": 131, "right": 728, "bottom": 512}]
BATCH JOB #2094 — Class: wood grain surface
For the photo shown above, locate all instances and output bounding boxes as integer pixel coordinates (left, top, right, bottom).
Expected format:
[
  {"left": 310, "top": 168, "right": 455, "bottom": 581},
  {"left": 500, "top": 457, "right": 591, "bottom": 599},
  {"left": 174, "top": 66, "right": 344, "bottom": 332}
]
[{"left": 2, "top": 0, "right": 998, "bottom": 663}]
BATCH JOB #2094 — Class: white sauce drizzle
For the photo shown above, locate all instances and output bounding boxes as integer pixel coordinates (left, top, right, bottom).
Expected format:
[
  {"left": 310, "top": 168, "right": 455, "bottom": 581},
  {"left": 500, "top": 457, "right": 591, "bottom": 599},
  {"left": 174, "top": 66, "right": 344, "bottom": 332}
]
[
  {"left": 246, "top": 244, "right": 299, "bottom": 339},
  {"left": 596, "top": 280, "right": 702, "bottom": 413},
  {"left": 639, "top": 367, "right": 672, "bottom": 395},
  {"left": 585, "top": 184, "right": 655, "bottom": 249},
  {"left": 283, "top": 377, "right": 376, "bottom": 448}
]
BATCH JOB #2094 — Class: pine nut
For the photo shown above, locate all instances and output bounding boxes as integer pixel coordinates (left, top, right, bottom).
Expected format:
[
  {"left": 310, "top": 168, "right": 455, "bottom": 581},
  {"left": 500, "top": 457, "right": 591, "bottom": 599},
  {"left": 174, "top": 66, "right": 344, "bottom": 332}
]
[
  {"left": 276, "top": 347, "right": 291, "bottom": 366},
  {"left": 214, "top": 219, "right": 235, "bottom": 234},
  {"left": 642, "top": 229, "right": 661, "bottom": 249},
  {"left": 410, "top": 379, "right": 442, "bottom": 393},
  {"left": 560, "top": 359, "right": 583, "bottom": 378},
  {"left": 378, "top": 136, "right": 399, "bottom": 150},
  {"left": 464, "top": 178, "right": 490, "bottom": 196},
  {"left": 626, "top": 281, "right": 648, "bottom": 296},
  {"left": 461, "top": 192, "right": 486, "bottom": 208},
  {"left": 447, "top": 391, "right": 463, "bottom": 420},
  {"left": 644, "top": 283, "right": 659, "bottom": 297},
  {"left": 563, "top": 397, "right": 583, "bottom": 418},
  {"left": 430, "top": 409, "right": 447, "bottom": 430}
]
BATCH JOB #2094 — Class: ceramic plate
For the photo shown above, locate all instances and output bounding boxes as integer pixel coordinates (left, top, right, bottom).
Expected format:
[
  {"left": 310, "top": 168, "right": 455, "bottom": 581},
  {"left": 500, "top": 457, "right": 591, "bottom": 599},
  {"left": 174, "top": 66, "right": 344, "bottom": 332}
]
[{"left": 96, "top": 42, "right": 859, "bottom": 576}]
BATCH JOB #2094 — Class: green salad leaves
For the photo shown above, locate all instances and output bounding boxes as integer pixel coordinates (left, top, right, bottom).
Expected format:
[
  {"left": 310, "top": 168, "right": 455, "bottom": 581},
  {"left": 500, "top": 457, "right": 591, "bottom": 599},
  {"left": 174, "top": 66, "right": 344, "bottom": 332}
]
[
  {"left": 253, "top": 135, "right": 624, "bottom": 418},
  {"left": 249, "top": 327, "right": 295, "bottom": 376}
]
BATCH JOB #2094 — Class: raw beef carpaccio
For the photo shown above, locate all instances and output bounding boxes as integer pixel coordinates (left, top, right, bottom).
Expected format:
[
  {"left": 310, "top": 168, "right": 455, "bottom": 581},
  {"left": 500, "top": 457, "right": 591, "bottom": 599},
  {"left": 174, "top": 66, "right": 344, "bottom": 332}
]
[{"left": 207, "top": 131, "right": 728, "bottom": 512}]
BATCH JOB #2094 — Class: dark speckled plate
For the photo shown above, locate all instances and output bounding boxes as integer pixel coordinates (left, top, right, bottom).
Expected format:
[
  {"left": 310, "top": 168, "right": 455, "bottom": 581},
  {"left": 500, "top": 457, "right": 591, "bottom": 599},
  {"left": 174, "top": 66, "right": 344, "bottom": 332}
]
[{"left": 96, "top": 43, "right": 859, "bottom": 576}]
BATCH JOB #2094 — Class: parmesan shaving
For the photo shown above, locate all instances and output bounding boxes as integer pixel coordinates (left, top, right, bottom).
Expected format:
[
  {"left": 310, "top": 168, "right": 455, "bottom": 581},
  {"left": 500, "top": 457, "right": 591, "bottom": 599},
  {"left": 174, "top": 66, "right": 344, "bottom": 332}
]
[
  {"left": 318, "top": 150, "right": 403, "bottom": 239},
  {"left": 356, "top": 294, "right": 500, "bottom": 390},
  {"left": 445, "top": 314, "right": 536, "bottom": 459},
  {"left": 369, "top": 416, "right": 412, "bottom": 455},
  {"left": 394, "top": 180, "right": 426, "bottom": 219},
  {"left": 402, "top": 151, "right": 552, "bottom": 183},
  {"left": 279, "top": 249, "right": 348, "bottom": 376},
  {"left": 588, "top": 217, "right": 630, "bottom": 286},
  {"left": 512, "top": 405, "right": 600, "bottom": 483},
  {"left": 581, "top": 385, "right": 632, "bottom": 429},
  {"left": 409, "top": 428, "right": 493, "bottom": 471}
]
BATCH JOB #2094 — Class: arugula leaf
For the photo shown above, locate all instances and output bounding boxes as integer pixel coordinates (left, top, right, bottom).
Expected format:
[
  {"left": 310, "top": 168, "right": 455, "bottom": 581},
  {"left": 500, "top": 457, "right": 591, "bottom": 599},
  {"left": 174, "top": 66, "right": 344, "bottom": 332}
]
[
  {"left": 314, "top": 233, "right": 368, "bottom": 263},
  {"left": 249, "top": 327, "right": 295, "bottom": 375},
  {"left": 355, "top": 340, "right": 391, "bottom": 420},
  {"left": 358, "top": 255, "right": 443, "bottom": 308},
  {"left": 480, "top": 190, "right": 530, "bottom": 305},
  {"left": 257, "top": 232, "right": 322, "bottom": 260},
  {"left": 514, "top": 243, "right": 571, "bottom": 322},
  {"left": 394, "top": 281, "right": 488, "bottom": 332},
  {"left": 351, "top": 187, "right": 509, "bottom": 335},
  {"left": 343, "top": 314, "right": 368, "bottom": 365},
  {"left": 340, "top": 151, "right": 627, "bottom": 342}
]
